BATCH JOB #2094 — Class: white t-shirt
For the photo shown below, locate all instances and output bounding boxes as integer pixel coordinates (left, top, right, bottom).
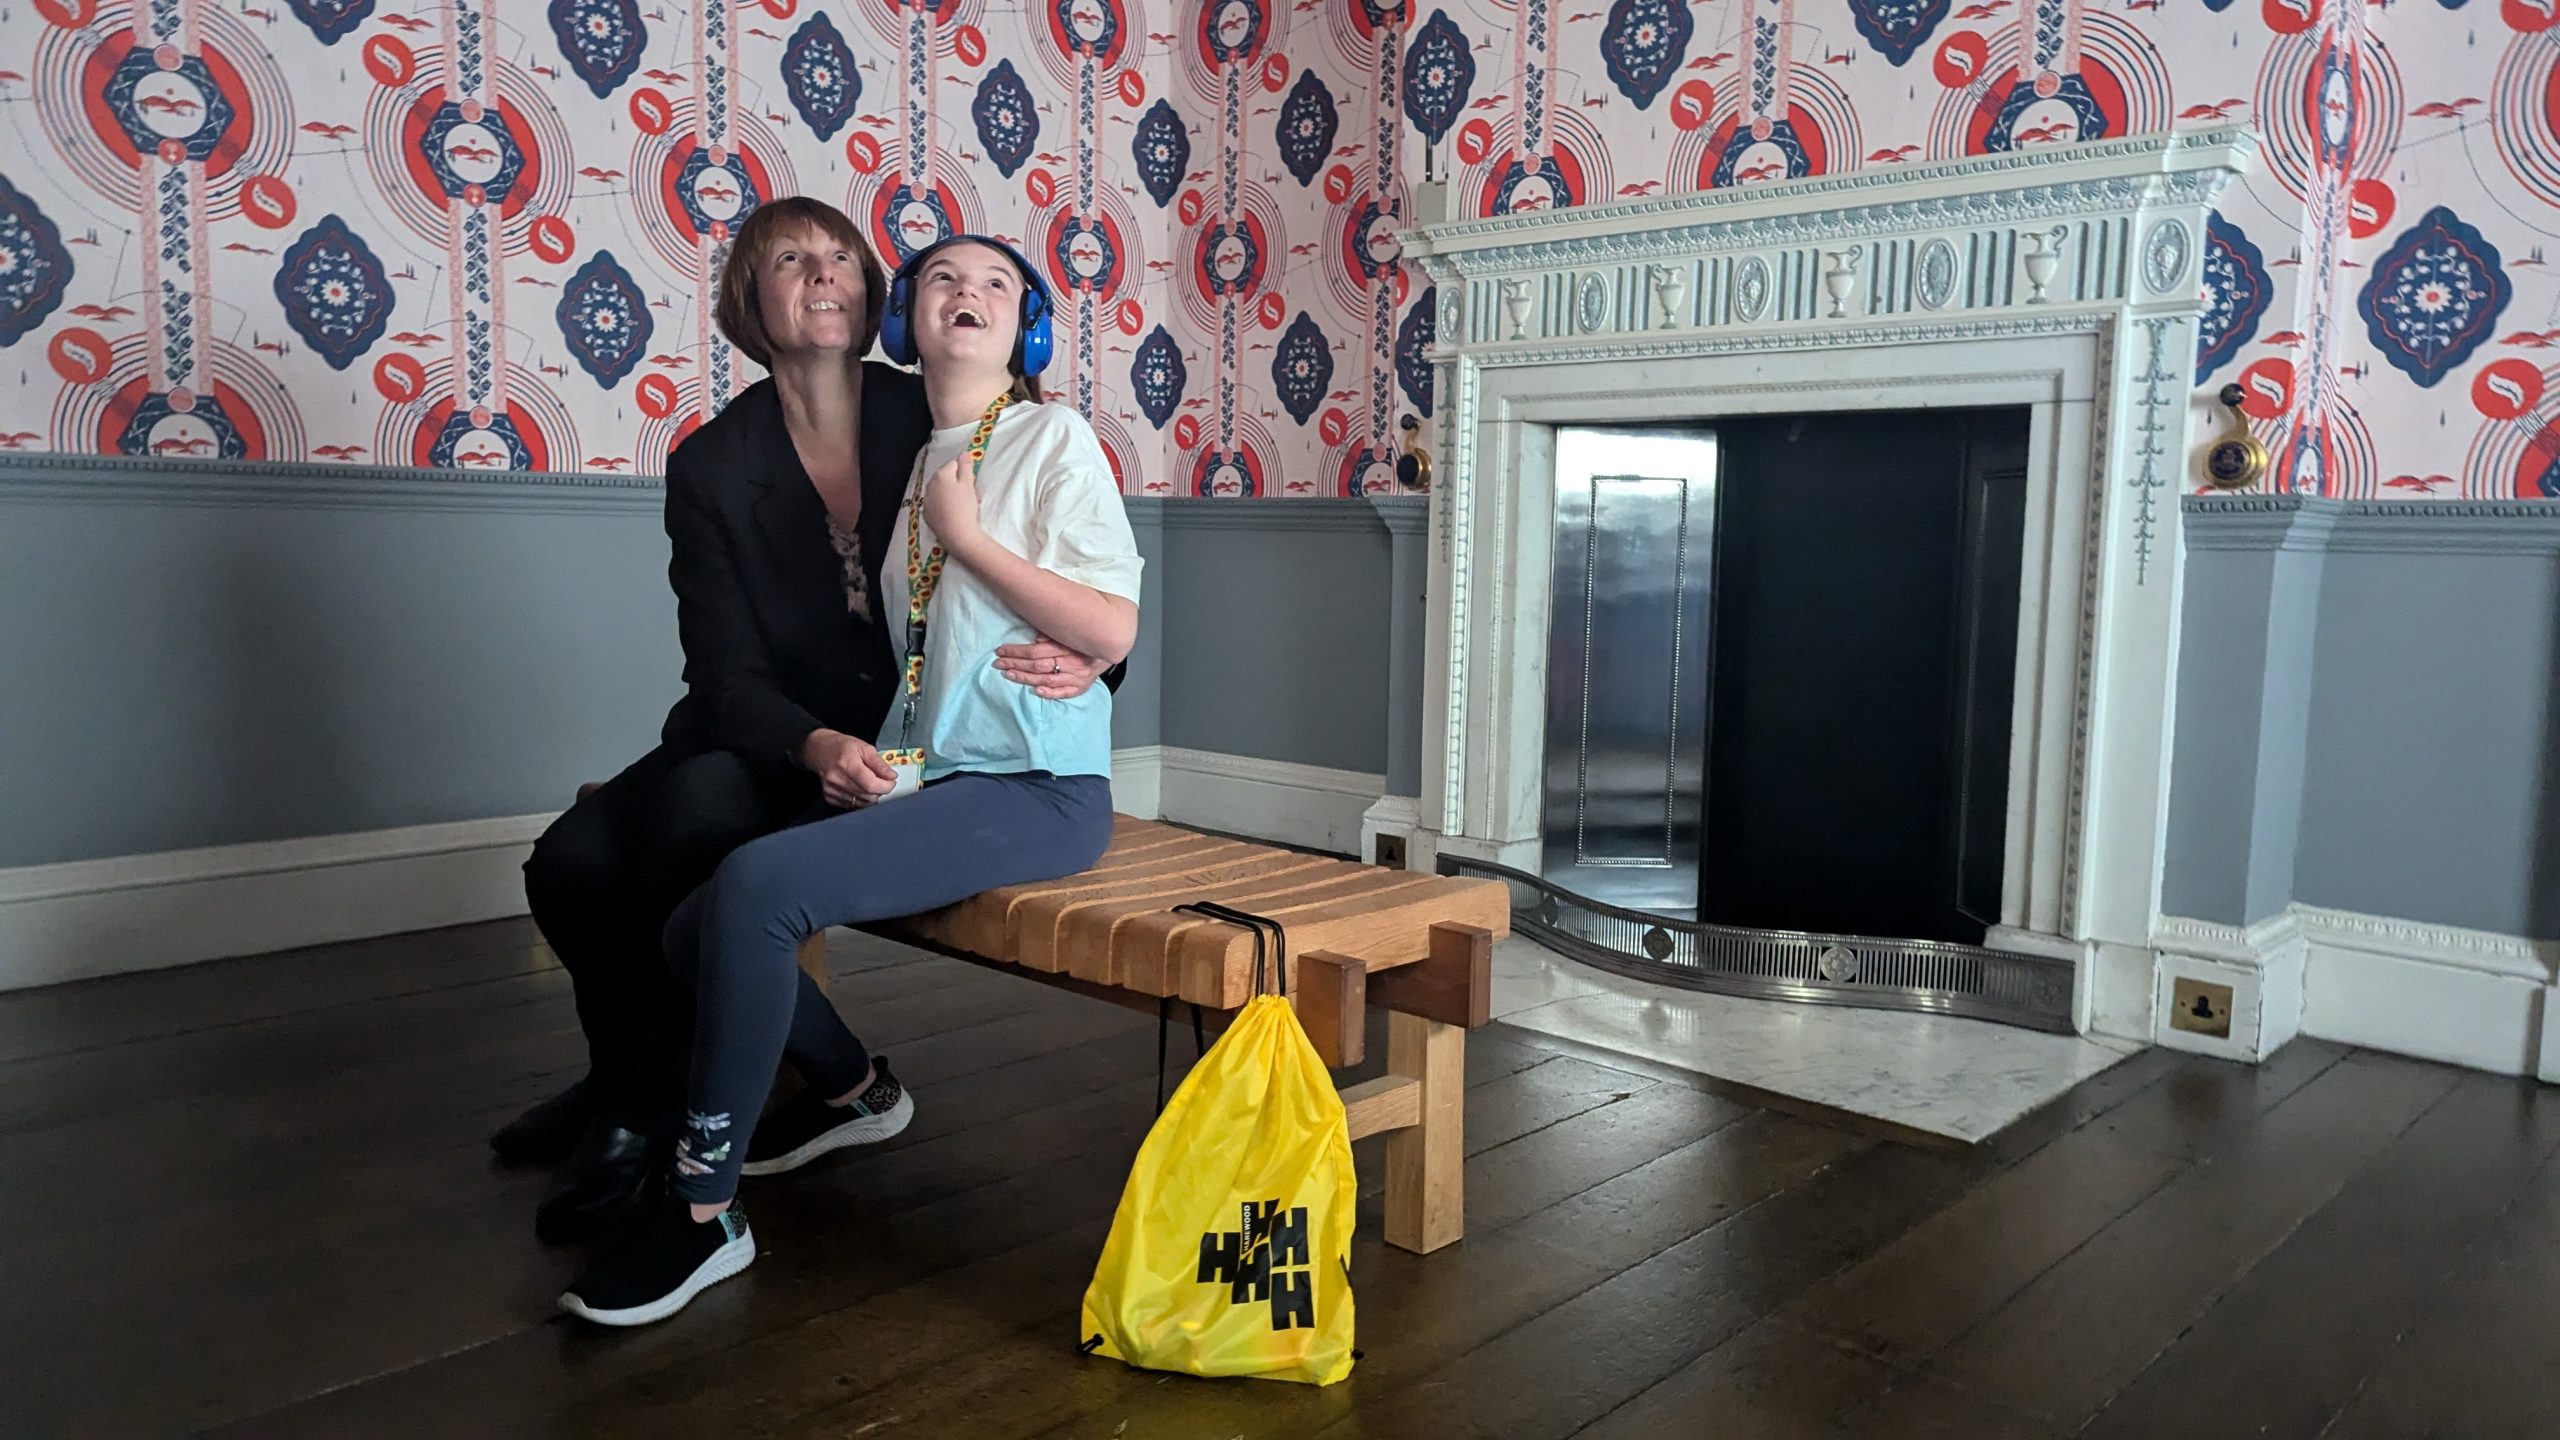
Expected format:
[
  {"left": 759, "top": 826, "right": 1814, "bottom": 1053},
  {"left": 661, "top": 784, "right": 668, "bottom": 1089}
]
[{"left": 880, "top": 400, "right": 1143, "bottom": 781}]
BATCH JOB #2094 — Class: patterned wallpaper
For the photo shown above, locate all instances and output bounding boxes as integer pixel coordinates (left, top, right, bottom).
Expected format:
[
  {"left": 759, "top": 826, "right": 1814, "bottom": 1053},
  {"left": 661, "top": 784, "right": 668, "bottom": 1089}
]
[{"left": 0, "top": 1, "right": 2550, "bottom": 499}]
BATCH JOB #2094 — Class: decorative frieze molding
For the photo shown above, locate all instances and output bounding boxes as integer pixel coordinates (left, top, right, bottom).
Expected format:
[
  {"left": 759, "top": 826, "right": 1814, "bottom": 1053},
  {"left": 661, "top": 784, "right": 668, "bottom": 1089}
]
[
  {"left": 1410, "top": 129, "right": 2254, "bottom": 351},
  {"left": 1410, "top": 128, "right": 2253, "bottom": 270},
  {"left": 2186, "top": 494, "right": 2560, "bottom": 556},
  {"left": 1136, "top": 496, "right": 1399, "bottom": 533}
]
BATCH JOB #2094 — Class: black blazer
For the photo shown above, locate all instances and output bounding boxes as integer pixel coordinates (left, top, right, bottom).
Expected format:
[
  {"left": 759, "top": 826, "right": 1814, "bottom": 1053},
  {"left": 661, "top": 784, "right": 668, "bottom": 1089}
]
[{"left": 657, "top": 366, "right": 932, "bottom": 773}]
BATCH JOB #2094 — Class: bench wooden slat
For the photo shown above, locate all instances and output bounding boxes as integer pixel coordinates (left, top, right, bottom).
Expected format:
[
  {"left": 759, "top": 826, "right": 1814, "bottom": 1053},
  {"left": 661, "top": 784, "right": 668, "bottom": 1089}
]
[
  {"left": 1103, "top": 866, "right": 1425, "bottom": 996},
  {"left": 1162, "top": 874, "right": 1445, "bottom": 1003},
  {"left": 897, "top": 825, "right": 1231, "bottom": 955},
  {"left": 1021, "top": 852, "right": 1338, "bottom": 975},
  {"left": 1179, "top": 876, "right": 1511, "bottom": 1007},
  {"left": 925, "top": 837, "right": 1270, "bottom": 958}
]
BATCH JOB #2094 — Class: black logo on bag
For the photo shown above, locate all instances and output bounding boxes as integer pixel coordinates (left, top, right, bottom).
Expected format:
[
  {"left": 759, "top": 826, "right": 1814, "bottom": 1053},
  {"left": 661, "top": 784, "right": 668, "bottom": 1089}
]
[{"left": 1196, "top": 1199, "right": 1314, "bottom": 1331}]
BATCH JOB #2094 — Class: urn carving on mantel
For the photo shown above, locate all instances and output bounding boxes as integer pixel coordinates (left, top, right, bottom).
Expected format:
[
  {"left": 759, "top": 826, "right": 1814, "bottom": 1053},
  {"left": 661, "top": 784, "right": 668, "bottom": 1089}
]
[{"left": 1650, "top": 264, "right": 1687, "bottom": 329}]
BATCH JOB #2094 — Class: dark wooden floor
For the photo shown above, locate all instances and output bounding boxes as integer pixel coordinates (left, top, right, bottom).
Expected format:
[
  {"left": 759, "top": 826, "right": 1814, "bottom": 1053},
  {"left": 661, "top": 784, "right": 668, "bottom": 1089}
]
[{"left": 5, "top": 920, "right": 2557, "bottom": 1439}]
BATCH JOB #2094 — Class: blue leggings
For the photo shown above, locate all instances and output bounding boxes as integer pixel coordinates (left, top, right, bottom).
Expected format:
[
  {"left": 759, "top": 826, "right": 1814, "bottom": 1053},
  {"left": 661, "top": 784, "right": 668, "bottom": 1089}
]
[{"left": 662, "top": 771, "right": 1114, "bottom": 1203}]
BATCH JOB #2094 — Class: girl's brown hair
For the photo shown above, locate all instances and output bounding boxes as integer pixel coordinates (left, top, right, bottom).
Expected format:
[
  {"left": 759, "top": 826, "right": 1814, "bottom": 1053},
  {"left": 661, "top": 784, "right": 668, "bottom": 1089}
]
[{"left": 713, "top": 197, "right": 889, "bottom": 368}]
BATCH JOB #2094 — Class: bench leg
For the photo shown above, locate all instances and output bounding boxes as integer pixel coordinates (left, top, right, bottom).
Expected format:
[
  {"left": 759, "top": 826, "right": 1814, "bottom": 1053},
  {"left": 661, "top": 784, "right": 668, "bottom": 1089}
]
[{"left": 1383, "top": 1009, "right": 1465, "bottom": 1254}]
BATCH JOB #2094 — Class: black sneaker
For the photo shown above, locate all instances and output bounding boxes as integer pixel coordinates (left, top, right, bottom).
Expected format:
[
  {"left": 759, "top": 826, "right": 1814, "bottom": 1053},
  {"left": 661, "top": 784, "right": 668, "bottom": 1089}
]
[
  {"left": 557, "top": 1196, "right": 755, "bottom": 1328},
  {"left": 740, "top": 1058, "right": 915, "bottom": 1177}
]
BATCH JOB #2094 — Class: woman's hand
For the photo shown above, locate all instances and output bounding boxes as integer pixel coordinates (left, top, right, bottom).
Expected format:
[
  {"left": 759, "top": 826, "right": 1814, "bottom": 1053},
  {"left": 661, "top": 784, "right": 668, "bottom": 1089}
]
[
  {"left": 920, "top": 451, "right": 986, "bottom": 557},
  {"left": 798, "top": 728, "right": 898, "bottom": 808},
  {"left": 994, "top": 635, "right": 1111, "bottom": 699}
]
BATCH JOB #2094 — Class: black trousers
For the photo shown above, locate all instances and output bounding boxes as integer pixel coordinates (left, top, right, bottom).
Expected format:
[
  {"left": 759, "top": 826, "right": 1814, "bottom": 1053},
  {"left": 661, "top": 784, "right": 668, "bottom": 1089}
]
[{"left": 523, "top": 743, "right": 816, "bottom": 1132}]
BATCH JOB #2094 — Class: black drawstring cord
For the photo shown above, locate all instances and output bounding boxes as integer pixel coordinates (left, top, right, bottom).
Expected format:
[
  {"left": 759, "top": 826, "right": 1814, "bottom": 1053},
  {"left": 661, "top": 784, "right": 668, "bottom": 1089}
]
[{"left": 1150, "top": 903, "right": 1289, "bottom": 1113}]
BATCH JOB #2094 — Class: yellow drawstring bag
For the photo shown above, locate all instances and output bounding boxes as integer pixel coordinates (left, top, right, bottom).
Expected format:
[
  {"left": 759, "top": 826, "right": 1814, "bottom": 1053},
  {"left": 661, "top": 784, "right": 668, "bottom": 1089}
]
[{"left": 1078, "top": 906, "right": 1357, "bottom": 1386}]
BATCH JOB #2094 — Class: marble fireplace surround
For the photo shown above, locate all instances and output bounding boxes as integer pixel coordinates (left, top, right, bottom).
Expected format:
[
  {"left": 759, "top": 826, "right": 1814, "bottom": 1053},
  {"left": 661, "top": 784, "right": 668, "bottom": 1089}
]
[{"left": 1394, "top": 128, "right": 2259, "bottom": 1042}]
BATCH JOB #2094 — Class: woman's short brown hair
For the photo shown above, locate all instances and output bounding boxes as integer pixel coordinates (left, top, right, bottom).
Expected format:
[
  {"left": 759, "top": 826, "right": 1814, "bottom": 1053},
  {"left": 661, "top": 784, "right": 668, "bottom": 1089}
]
[{"left": 714, "top": 197, "right": 888, "bottom": 368}]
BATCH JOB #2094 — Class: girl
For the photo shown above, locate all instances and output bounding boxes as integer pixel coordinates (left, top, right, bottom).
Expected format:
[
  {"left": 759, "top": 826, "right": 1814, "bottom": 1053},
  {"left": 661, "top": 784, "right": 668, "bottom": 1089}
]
[{"left": 560, "top": 235, "right": 1142, "bottom": 1327}]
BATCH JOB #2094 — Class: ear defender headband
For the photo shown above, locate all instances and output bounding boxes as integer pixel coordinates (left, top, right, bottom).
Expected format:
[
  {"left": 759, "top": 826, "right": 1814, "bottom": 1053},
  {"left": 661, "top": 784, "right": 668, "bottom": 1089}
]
[{"left": 880, "top": 234, "right": 1054, "bottom": 377}]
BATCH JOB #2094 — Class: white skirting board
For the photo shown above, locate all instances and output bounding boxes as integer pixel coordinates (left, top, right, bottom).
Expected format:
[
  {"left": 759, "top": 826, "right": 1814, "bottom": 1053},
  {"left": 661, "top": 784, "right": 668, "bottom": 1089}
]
[
  {"left": 1105, "top": 744, "right": 1163, "bottom": 824},
  {"left": 2153, "top": 905, "right": 2560, "bottom": 1080},
  {"left": 0, "top": 814, "right": 554, "bottom": 992},
  {"left": 1118, "top": 745, "right": 1386, "bottom": 858},
  {"left": 0, "top": 747, "right": 1383, "bottom": 993}
]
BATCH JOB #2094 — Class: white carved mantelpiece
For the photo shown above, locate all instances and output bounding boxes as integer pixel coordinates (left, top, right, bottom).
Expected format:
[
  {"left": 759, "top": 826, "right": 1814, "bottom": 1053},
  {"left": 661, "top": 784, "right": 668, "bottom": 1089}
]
[{"left": 1399, "top": 130, "right": 2257, "bottom": 1040}]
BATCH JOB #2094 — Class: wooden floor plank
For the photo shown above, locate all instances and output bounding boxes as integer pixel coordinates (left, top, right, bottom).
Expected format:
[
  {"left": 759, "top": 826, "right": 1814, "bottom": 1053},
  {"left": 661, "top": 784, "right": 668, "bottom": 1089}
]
[
  {"left": 1926, "top": 1051, "right": 2462, "bottom": 1424},
  {"left": 0, "top": 916, "right": 2536, "bottom": 1440},
  {"left": 2081, "top": 1035, "right": 2348, "bottom": 1163},
  {"left": 1781, "top": 1084, "right": 2194, "bottom": 1365},
  {"left": 2317, "top": 1134, "right": 2560, "bottom": 1440},
  {"left": 1305, "top": 1140, "right": 1980, "bottom": 1440},
  {"left": 1573, "top": 1319, "right": 2062, "bottom": 1440},
  {"left": 1570, "top": 1319, "right": 1912, "bottom": 1440},
  {"left": 2080, "top": 1070, "right": 2560, "bottom": 1440}
]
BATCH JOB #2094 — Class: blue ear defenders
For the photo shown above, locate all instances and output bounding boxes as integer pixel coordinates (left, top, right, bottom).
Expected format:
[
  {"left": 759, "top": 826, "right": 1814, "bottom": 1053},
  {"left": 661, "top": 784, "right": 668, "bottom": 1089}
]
[{"left": 879, "top": 234, "right": 1054, "bottom": 376}]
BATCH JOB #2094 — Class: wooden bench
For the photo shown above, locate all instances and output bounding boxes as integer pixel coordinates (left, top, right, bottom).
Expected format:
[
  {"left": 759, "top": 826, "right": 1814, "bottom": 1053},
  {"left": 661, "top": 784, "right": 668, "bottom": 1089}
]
[{"left": 799, "top": 815, "right": 1511, "bottom": 1254}]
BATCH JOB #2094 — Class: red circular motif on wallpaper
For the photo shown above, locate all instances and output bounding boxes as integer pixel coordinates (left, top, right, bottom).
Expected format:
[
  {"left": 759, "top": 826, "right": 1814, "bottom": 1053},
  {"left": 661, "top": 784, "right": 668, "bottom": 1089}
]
[
  {"left": 48, "top": 328, "right": 111, "bottom": 385},
  {"left": 240, "top": 174, "right": 296, "bottom": 228},
  {"left": 2474, "top": 359, "right": 2545, "bottom": 420},
  {"left": 373, "top": 353, "right": 427, "bottom": 403},
  {"left": 2347, "top": 178, "right": 2396, "bottom": 239},
  {"left": 2237, "top": 358, "right": 2296, "bottom": 421},
  {"left": 2506, "top": 0, "right": 2560, "bottom": 34},
  {"left": 629, "top": 87, "right": 675, "bottom": 137},
  {"left": 1934, "top": 33, "right": 1990, "bottom": 91},
  {"left": 2265, "top": 0, "right": 2324, "bottom": 37},
  {"left": 363, "top": 34, "right": 415, "bottom": 88}
]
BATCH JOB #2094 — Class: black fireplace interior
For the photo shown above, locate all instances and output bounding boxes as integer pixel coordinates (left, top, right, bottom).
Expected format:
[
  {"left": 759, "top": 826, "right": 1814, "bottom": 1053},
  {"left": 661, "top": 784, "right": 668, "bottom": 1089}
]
[{"left": 1540, "top": 405, "right": 2030, "bottom": 948}]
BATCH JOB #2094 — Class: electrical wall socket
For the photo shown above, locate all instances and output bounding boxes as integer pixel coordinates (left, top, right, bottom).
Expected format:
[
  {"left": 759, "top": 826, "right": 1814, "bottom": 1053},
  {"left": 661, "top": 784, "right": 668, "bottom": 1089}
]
[
  {"left": 1374, "top": 833, "right": 1407, "bottom": 869},
  {"left": 2169, "top": 977, "right": 2235, "bottom": 1039}
]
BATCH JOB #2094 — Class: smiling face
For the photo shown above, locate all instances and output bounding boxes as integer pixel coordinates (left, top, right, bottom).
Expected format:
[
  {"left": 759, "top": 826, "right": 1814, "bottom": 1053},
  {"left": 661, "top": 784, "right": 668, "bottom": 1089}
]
[
  {"left": 751, "top": 226, "right": 869, "bottom": 360},
  {"left": 910, "top": 240, "right": 1028, "bottom": 378}
]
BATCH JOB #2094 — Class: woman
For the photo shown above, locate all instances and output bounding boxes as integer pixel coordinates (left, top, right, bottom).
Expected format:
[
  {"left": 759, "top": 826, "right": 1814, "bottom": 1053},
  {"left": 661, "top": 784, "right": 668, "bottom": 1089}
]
[
  {"left": 559, "top": 235, "right": 1140, "bottom": 1326},
  {"left": 503, "top": 200, "right": 1116, "bottom": 1244}
]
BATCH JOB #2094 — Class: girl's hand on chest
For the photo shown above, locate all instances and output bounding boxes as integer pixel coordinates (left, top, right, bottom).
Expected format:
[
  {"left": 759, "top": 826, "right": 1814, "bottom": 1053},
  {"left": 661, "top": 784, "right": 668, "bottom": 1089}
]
[{"left": 921, "top": 450, "right": 988, "bottom": 557}]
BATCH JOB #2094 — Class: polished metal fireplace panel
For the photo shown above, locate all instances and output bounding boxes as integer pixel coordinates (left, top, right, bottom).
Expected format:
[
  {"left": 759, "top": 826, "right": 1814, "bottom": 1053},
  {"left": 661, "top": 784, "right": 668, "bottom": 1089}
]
[
  {"left": 1441, "top": 855, "right": 2078, "bottom": 1034},
  {"left": 1540, "top": 427, "right": 1716, "bottom": 916}
]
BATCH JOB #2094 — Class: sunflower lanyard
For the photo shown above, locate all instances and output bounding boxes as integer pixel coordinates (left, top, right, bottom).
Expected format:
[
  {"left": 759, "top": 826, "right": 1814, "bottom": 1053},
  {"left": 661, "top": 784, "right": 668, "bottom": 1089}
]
[{"left": 881, "top": 391, "right": 1011, "bottom": 769}]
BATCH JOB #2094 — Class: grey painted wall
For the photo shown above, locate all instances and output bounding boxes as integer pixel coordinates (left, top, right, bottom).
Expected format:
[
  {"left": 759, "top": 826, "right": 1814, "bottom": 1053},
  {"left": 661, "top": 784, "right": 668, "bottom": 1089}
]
[
  {"left": 2166, "top": 498, "right": 2560, "bottom": 939},
  {"left": 1148, "top": 498, "right": 1402, "bottom": 776},
  {"left": 1378, "top": 498, "right": 1429, "bottom": 797},
  {"left": 1118, "top": 507, "right": 1165, "bottom": 751},
  {"left": 25, "top": 457, "right": 2551, "bottom": 950},
  {"left": 1, "top": 464, "right": 679, "bottom": 867},
  {"left": 2, "top": 460, "right": 1167, "bottom": 869}
]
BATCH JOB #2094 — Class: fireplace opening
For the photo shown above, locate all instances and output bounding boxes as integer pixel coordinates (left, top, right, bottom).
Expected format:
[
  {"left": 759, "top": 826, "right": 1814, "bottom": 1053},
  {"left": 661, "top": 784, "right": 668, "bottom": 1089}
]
[{"left": 1541, "top": 406, "right": 2031, "bottom": 948}]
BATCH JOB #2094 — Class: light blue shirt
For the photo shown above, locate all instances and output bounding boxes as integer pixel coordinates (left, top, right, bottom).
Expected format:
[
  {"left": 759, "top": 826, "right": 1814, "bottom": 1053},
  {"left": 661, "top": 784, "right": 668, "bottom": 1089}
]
[{"left": 880, "top": 402, "right": 1143, "bottom": 783}]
